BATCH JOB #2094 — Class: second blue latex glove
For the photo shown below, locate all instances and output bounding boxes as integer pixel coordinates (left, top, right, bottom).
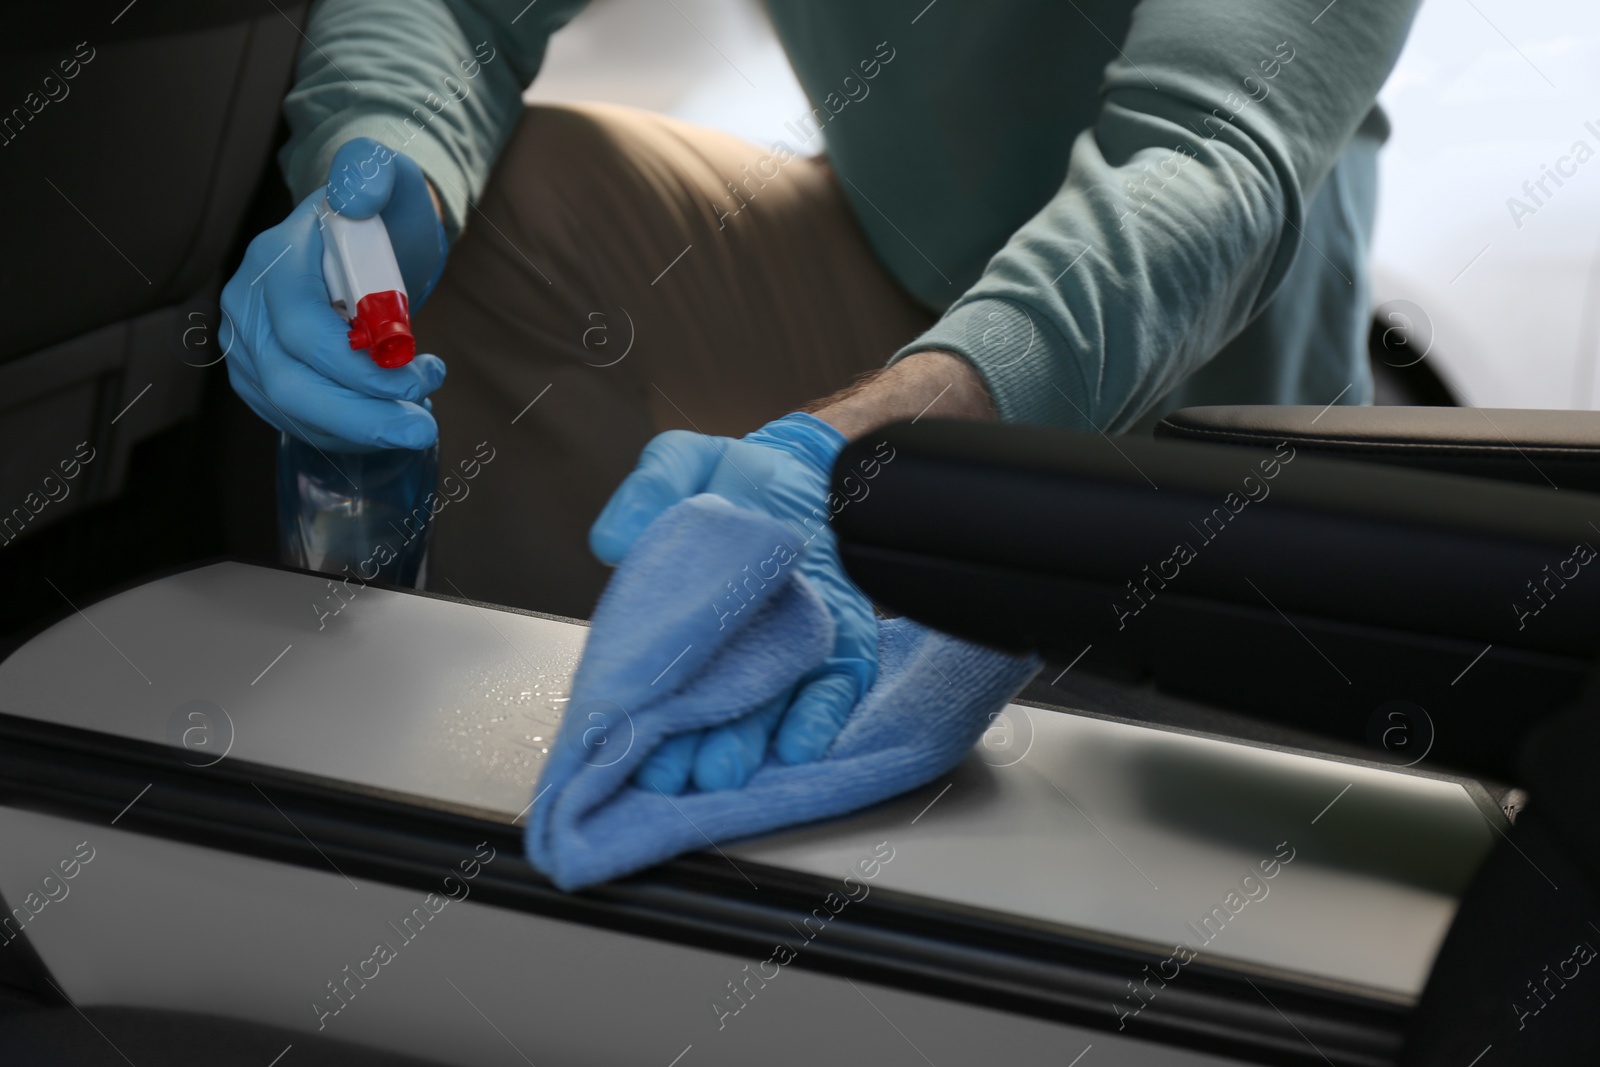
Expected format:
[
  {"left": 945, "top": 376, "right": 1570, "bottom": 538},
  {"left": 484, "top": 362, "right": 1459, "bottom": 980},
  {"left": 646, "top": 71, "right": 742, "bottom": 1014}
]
[
  {"left": 590, "top": 413, "right": 877, "bottom": 794},
  {"left": 221, "top": 138, "right": 449, "bottom": 452}
]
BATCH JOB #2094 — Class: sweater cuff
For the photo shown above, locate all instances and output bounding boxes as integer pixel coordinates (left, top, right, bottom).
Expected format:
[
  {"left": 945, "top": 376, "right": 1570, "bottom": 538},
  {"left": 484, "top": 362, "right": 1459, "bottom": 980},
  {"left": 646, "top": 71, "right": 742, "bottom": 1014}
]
[
  {"left": 283, "top": 113, "right": 474, "bottom": 242},
  {"left": 891, "top": 297, "right": 1093, "bottom": 429}
]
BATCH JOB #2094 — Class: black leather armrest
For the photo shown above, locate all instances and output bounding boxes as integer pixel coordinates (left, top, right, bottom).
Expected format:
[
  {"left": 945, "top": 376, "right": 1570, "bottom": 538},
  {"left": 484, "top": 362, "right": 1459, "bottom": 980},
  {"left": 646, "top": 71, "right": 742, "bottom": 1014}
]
[
  {"left": 835, "top": 417, "right": 1600, "bottom": 657},
  {"left": 1156, "top": 405, "right": 1600, "bottom": 492},
  {"left": 832, "top": 419, "right": 1600, "bottom": 777}
]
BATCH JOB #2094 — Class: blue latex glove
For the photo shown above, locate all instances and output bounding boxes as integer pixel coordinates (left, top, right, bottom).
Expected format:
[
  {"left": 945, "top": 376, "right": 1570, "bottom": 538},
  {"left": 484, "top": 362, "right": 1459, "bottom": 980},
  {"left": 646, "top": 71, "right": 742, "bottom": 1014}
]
[
  {"left": 590, "top": 412, "right": 878, "bottom": 794},
  {"left": 221, "top": 138, "right": 449, "bottom": 452}
]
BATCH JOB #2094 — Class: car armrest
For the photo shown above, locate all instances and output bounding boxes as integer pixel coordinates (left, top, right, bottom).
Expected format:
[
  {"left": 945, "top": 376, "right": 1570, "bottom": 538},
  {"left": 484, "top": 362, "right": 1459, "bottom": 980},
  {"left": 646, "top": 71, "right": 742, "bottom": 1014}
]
[
  {"left": 834, "top": 418, "right": 1600, "bottom": 657},
  {"left": 1156, "top": 405, "right": 1600, "bottom": 491},
  {"left": 831, "top": 419, "right": 1600, "bottom": 778}
]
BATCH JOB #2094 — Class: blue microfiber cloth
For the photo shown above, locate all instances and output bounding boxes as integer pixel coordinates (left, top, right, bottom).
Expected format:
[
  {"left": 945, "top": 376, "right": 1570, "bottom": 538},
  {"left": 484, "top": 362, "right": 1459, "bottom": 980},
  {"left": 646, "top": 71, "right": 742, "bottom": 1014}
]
[{"left": 524, "top": 494, "right": 1041, "bottom": 891}]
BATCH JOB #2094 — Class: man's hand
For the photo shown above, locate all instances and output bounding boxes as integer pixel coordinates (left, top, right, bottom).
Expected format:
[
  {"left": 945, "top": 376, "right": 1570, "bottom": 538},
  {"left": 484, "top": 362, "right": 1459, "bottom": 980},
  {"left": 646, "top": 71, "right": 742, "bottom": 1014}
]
[
  {"left": 221, "top": 138, "right": 450, "bottom": 452},
  {"left": 593, "top": 351, "right": 997, "bottom": 794},
  {"left": 594, "top": 414, "right": 873, "bottom": 793}
]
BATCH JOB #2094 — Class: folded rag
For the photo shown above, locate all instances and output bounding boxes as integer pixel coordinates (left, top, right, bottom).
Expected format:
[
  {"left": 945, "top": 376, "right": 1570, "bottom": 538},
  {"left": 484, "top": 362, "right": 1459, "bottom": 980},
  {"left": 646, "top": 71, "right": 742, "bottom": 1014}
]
[{"left": 524, "top": 494, "right": 1041, "bottom": 891}]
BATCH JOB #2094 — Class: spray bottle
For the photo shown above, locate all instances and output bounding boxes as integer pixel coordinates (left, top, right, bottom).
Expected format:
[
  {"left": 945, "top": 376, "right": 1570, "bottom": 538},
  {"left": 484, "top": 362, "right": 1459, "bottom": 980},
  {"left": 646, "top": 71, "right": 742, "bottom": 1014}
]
[{"left": 275, "top": 199, "right": 440, "bottom": 589}]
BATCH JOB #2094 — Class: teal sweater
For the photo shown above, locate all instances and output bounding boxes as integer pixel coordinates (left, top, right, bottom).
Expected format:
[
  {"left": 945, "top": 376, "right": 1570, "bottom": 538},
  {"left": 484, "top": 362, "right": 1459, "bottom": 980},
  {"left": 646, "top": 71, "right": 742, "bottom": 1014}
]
[{"left": 281, "top": 0, "right": 1418, "bottom": 430}]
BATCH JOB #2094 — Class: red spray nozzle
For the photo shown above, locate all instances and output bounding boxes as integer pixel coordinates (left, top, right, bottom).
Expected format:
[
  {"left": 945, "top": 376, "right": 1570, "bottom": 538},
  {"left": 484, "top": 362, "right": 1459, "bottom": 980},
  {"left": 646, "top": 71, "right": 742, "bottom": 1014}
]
[{"left": 347, "top": 290, "right": 415, "bottom": 368}]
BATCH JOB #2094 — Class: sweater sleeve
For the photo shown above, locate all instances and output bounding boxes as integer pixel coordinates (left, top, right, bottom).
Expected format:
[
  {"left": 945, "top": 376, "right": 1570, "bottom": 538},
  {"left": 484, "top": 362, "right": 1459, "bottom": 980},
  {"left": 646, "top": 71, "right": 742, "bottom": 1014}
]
[
  {"left": 278, "top": 0, "right": 588, "bottom": 241},
  {"left": 893, "top": 0, "right": 1420, "bottom": 431}
]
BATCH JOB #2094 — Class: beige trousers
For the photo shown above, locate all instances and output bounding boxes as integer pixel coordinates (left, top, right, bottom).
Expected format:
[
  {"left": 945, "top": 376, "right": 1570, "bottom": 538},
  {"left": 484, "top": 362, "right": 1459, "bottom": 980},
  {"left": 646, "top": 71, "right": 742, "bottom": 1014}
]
[{"left": 415, "top": 104, "right": 935, "bottom": 619}]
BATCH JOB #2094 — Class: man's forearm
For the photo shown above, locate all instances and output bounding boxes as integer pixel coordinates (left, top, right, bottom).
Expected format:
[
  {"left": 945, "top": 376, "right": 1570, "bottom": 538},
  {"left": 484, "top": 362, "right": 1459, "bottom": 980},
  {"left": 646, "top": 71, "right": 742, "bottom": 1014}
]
[{"left": 808, "top": 351, "right": 997, "bottom": 440}]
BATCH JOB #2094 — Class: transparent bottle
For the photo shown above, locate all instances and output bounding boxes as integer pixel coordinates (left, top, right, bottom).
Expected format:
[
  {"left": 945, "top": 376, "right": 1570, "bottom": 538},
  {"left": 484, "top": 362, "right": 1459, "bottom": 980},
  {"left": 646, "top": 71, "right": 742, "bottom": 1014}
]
[
  {"left": 278, "top": 198, "right": 437, "bottom": 588},
  {"left": 276, "top": 434, "right": 439, "bottom": 588}
]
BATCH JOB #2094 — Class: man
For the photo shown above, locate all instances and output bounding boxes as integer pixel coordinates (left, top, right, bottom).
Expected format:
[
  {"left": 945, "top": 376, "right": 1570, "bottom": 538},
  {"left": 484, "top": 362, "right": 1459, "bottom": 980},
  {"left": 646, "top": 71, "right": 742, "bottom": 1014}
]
[{"left": 223, "top": 0, "right": 1418, "bottom": 793}]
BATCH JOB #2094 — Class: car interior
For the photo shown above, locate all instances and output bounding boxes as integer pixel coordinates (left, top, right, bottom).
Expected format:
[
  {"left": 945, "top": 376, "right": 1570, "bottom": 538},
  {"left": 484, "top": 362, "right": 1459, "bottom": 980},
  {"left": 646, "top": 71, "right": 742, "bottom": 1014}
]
[{"left": 1, "top": 2, "right": 1595, "bottom": 1066}]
